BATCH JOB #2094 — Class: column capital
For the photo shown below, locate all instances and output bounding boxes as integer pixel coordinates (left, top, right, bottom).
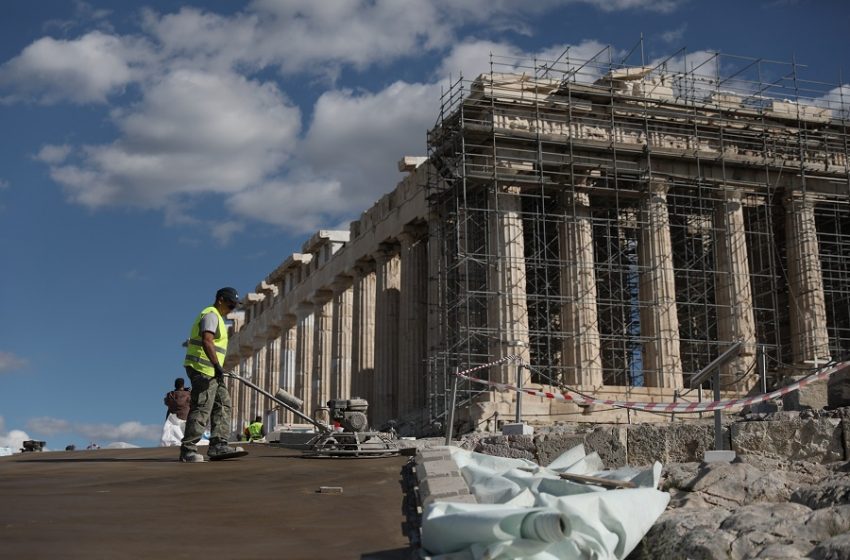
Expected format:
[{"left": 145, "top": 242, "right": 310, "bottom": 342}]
[
  {"left": 398, "top": 222, "right": 428, "bottom": 246},
  {"left": 295, "top": 301, "right": 314, "bottom": 318},
  {"left": 331, "top": 274, "right": 354, "bottom": 293},
  {"left": 374, "top": 242, "right": 399, "bottom": 263},
  {"left": 310, "top": 289, "right": 334, "bottom": 305},
  {"left": 645, "top": 177, "right": 670, "bottom": 196},
  {"left": 352, "top": 257, "right": 376, "bottom": 276}
]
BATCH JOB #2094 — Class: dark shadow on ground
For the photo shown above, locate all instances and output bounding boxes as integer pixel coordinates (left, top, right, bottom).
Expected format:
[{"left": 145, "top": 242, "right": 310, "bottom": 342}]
[{"left": 361, "top": 547, "right": 414, "bottom": 559}]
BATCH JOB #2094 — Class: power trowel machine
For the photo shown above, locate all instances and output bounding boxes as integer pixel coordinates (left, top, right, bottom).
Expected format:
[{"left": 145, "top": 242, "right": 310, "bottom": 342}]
[{"left": 226, "top": 372, "right": 399, "bottom": 457}]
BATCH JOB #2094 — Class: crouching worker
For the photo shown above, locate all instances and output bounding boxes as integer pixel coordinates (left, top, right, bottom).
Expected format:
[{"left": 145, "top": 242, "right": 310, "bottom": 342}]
[
  {"left": 246, "top": 416, "right": 266, "bottom": 442},
  {"left": 179, "top": 287, "right": 247, "bottom": 463}
]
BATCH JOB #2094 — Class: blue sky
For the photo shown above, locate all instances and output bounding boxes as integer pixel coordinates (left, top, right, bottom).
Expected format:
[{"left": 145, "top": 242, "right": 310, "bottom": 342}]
[{"left": 1, "top": 0, "right": 848, "bottom": 451}]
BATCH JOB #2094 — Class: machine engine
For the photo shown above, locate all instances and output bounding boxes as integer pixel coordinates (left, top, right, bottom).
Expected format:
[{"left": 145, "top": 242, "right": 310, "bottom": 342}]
[{"left": 328, "top": 398, "right": 369, "bottom": 432}]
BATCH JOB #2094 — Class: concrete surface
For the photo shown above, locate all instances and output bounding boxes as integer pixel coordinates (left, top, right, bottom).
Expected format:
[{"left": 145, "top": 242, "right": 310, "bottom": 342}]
[{"left": 0, "top": 444, "right": 411, "bottom": 560}]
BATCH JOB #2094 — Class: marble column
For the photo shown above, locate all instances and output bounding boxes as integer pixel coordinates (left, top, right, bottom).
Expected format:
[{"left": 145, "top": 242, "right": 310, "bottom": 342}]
[
  {"left": 311, "top": 290, "right": 334, "bottom": 415},
  {"left": 785, "top": 192, "right": 831, "bottom": 365},
  {"left": 294, "top": 302, "right": 314, "bottom": 419},
  {"left": 398, "top": 224, "right": 429, "bottom": 418},
  {"left": 714, "top": 189, "right": 757, "bottom": 392},
  {"left": 331, "top": 275, "right": 354, "bottom": 400},
  {"left": 559, "top": 188, "right": 603, "bottom": 387},
  {"left": 374, "top": 244, "right": 401, "bottom": 425},
  {"left": 488, "top": 186, "right": 531, "bottom": 385},
  {"left": 238, "top": 346, "right": 253, "bottom": 429},
  {"left": 426, "top": 215, "right": 443, "bottom": 417},
  {"left": 263, "top": 328, "right": 281, "bottom": 425},
  {"left": 638, "top": 179, "right": 684, "bottom": 388},
  {"left": 278, "top": 316, "right": 297, "bottom": 424},
  {"left": 351, "top": 260, "right": 376, "bottom": 406}
]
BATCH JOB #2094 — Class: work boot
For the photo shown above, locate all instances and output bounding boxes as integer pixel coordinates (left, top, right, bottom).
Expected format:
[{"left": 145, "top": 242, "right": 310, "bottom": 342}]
[
  {"left": 207, "top": 442, "right": 245, "bottom": 459},
  {"left": 179, "top": 448, "right": 205, "bottom": 463}
]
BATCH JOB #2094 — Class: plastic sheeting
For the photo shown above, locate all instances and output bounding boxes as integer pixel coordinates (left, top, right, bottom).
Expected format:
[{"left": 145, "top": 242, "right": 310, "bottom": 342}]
[{"left": 420, "top": 445, "right": 669, "bottom": 559}]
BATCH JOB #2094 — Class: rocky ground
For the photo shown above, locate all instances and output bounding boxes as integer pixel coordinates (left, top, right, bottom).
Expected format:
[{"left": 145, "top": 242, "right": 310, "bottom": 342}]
[
  {"left": 442, "top": 409, "right": 850, "bottom": 560},
  {"left": 630, "top": 456, "right": 850, "bottom": 559}
]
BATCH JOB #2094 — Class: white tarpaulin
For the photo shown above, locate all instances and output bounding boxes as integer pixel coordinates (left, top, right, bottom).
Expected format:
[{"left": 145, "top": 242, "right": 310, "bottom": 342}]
[{"left": 421, "top": 445, "right": 669, "bottom": 559}]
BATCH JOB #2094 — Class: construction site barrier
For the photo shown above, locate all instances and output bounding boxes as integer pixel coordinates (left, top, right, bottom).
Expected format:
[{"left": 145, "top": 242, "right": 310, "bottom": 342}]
[{"left": 454, "top": 355, "right": 849, "bottom": 413}]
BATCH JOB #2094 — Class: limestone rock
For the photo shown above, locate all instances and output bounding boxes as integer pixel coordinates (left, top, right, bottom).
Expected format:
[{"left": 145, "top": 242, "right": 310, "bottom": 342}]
[
  {"left": 629, "top": 507, "right": 734, "bottom": 560},
  {"left": 666, "top": 462, "right": 796, "bottom": 508},
  {"left": 731, "top": 417, "right": 844, "bottom": 462},
  {"left": 532, "top": 432, "right": 585, "bottom": 466},
  {"left": 809, "top": 532, "right": 850, "bottom": 560},
  {"left": 627, "top": 421, "right": 720, "bottom": 466},
  {"left": 791, "top": 473, "right": 850, "bottom": 509},
  {"left": 828, "top": 368, "right": 850, "bottom": 409}
]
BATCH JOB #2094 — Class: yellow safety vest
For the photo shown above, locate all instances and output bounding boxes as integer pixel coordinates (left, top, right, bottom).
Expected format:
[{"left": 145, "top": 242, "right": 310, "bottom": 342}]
[
  {"left": 248, "top": 422, "right": 264, "bottom": 440},
  {"left": 183, "top": 306, "right": 228, "bottom": 378}
]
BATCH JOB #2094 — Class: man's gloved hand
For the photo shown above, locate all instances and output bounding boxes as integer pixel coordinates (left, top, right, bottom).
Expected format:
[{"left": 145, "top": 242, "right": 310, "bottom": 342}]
[{"left": 214, "top": 364, "right": 225, "bottom": 379}]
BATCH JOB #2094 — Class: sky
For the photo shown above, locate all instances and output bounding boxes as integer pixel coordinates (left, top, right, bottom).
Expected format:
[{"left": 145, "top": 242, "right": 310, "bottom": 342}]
[{"left": 1, "top": 0, "right": 848, "bottom": 452}]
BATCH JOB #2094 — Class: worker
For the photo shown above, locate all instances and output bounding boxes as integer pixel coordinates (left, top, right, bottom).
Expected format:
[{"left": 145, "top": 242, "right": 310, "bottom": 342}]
[
  {"left": 164, "top": 377, "right": 191, "bottom": 421},
  {"left": 246, "top": 416, "right": 265, "bottom": 442},
  {"left": 179, "top": 287, "right": 247, "bottom": 463}
]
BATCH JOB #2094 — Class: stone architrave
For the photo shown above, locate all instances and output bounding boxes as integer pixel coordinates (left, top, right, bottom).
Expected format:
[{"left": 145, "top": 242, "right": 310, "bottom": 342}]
[
  {"left": 714, "top": 189, "right": 757, "bottom": 393},
  {"left": 351, "top": 260, "right": 376, "bottom": 407},
  {"left": 785, "top": 192, "right": 831, "bottom": 366},
  {"left": 638, "top": 179, "right": 684, "bottom": 388},
  {"left": 559, "top": 187, "right": 603, "bottom": 387},
  {"left": 487, "top": 186, "right": 531, "bottom": 385},
  {"left": 311, "top": 291, "right": 334, "bottom": 416},
  {"left": 374, "top": 245, "right": 401, "bottom": 426},
  {"left": 398, "top": 224, "right": 429, "bottom": 419},
  {"left": 294, "top": 302, "right": 315, "bottom": 419},
  {"left": 331, "top": 275, "right": 354, "bottom": 401}
]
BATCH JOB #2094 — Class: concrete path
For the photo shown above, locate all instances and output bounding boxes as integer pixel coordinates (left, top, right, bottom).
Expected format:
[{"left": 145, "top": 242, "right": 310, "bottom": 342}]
[{"left": 0, "top": 444, "right": 411, "bottom": 559}]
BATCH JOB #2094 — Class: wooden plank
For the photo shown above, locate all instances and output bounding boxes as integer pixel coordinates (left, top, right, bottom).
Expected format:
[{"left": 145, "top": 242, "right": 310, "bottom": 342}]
[{"left": 558, "top": 472, "right": 636, "bottom": 489}]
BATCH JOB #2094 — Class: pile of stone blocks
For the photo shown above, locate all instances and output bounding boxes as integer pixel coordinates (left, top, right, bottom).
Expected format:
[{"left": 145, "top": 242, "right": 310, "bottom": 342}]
[{"left": 414, "top": 448, "right": 476, "bottom": 507}]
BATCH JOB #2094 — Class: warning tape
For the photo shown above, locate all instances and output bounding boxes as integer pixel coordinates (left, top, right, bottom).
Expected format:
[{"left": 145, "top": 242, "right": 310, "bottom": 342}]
[{"left": 454, "top": 356, "right": 849, "bottom": 413}]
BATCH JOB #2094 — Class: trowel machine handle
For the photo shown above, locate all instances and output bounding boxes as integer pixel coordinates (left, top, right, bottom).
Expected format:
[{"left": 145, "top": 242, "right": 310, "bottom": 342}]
[{"left": 224, "top": 371, "right": 332, "bottom": 434}]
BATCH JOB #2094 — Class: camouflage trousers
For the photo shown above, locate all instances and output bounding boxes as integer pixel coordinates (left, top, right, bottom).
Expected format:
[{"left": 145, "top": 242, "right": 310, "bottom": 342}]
[{"left": 181, "top": 366, "right": 232, "bottom": 451}]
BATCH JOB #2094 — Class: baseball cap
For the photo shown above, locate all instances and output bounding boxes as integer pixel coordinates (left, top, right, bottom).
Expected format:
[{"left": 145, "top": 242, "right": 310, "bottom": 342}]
[{"left": 216, "top": 287, "right": 240, "bottom": 307}]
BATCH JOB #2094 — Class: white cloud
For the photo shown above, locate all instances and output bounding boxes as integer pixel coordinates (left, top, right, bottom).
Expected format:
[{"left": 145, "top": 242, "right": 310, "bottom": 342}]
[
  {"left": 35, "top": 144, "right": 73, "bottom": 164},
  {"left": 47, "top": 69, "right": 301, "bottom": 209},
  {"left": 436, "top": 39, "right": 612, "bottom": 85},
  {"left": 212, "top": 220, "right": 245, "bottom": 245},
  {"left": 0, "top": 417, "right": 31, "bottom": 452},
  {"left": 76, "top": 420, "right": 160, "bottom": 442},
  {"left": 0, "top": 31, "right": 153, "bottom": 104},
  {"left": 0, "top": 351, "right": 28, "bottom": 373},
  {"left": 660, "top": 24, "right": 687, "bottom": 45},
  {"left": 26, "top": 416, "right": 160, "bottom": 442},
  {"left": 26, "top": 417, "right": 72, "bottom": 435}
]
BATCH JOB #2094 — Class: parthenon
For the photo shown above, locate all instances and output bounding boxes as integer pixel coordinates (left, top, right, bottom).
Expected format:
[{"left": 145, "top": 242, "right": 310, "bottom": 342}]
[{"left": 224, "top": 48, "right": 850, "bottom": 436}]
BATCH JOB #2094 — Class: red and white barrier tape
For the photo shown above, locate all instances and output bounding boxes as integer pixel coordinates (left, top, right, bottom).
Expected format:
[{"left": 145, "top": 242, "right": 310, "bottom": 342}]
[{"left": 454, "top": 356, "right": 849, "bottom": 413}]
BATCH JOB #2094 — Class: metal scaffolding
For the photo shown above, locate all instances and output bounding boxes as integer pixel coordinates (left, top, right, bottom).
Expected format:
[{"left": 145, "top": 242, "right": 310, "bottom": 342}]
[{"left": 425, "top": 44, "right": 850, "bottom": 426}]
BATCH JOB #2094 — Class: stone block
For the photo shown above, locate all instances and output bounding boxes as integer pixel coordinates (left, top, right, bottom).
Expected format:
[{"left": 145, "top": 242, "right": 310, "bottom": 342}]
[
  {"left": 419, "top": 475, "right": 469, "bottom": 498},
  {"left": 828, "top": 367, "right": 850, "bottom": 409},
  {"left": 502, "top": 422, "right": 533, "bottom": 435},
  {"left": 534, "top": 432, "right": 585, "bottom": 467},
  {"left": 626, "top": 422, "right": 718, "bottom": 466},
  {"left": 783, "top": 376, "right": 828, "bottom": 411},
  {"left": 415, "top": 460, "right": 458, "bottom": 481},
  {"left": 703, "top": 450, "right": 737, "bottom": 463},
  {"left": 584, "top": 426, "right": 628, "bottom": 468},
  {"left": 731, "top": 418, "right": 844, "bottom": 463},
  {"left": 416, "top": 448, "right": 451, "bottom": 464}
]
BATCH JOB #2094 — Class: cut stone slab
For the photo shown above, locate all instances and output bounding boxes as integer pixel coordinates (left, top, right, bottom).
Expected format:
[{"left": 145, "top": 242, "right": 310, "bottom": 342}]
[{"left": 704, "top": 450, "right": 737, "bottom": 463}]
